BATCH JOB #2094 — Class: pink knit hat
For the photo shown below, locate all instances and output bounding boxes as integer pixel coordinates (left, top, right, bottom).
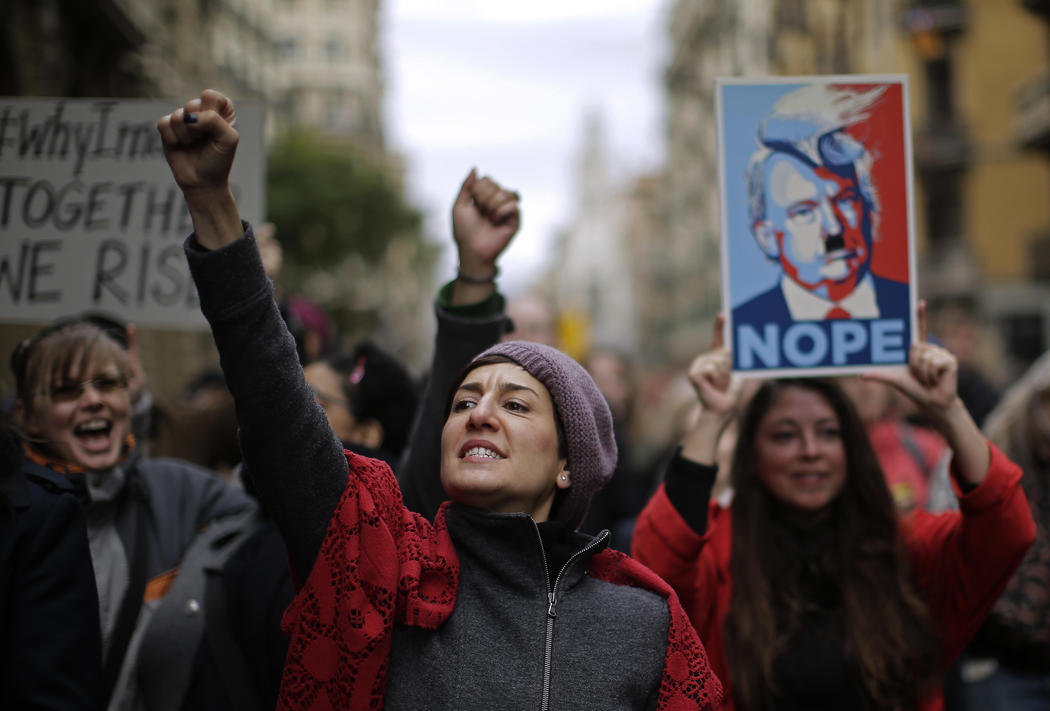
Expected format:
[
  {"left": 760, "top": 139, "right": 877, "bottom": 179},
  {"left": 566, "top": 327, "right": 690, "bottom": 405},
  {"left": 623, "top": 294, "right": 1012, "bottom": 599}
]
[{"left": 468, "top": 341, "right": 617, "bottom": 530}]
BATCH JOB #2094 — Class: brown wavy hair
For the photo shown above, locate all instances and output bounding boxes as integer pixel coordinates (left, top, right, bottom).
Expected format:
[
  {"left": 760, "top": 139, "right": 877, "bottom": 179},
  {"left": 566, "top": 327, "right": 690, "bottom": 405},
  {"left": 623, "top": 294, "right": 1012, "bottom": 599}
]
[{"left": 723, "top": 378, "right": 938, "bottom": 710}]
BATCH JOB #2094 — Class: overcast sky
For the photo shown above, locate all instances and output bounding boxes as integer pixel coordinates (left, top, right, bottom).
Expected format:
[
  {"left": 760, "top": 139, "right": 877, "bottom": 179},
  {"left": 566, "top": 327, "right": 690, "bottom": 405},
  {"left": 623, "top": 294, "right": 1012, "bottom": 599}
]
[{"left": 381, "top": 0, "right": 671, "bottom": 295}]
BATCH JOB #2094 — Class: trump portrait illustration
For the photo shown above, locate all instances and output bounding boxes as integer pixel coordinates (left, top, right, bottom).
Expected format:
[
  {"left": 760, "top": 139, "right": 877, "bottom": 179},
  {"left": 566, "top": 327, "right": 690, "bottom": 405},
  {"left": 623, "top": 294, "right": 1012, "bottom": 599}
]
[{"left": 717, "top": 76, "right": 918, "bottom": 376}]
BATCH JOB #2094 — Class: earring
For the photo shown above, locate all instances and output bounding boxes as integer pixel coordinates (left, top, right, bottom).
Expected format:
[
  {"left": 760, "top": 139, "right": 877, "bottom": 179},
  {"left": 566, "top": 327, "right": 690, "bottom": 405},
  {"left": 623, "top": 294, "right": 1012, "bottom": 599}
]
[{"left": 561, "top": 474, "right": 568, "bottom": 481}]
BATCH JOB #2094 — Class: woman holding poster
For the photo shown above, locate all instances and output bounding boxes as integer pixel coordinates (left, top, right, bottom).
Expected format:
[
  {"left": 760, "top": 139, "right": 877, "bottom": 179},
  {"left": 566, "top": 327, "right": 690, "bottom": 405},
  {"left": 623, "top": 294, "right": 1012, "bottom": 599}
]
[{"left": 631, "top": 313, "right": 1035, "bottom": 710}]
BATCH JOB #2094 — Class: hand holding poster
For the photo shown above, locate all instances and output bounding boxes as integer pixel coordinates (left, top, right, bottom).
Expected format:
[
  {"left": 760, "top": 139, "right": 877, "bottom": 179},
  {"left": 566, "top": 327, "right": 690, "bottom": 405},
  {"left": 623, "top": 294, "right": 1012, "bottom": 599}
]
[
  {"left": 0, "top": 98, "right": 263, "bottom": 329},
  {"left": 717, "top": 76, "right": 917, "bottom": 377}
]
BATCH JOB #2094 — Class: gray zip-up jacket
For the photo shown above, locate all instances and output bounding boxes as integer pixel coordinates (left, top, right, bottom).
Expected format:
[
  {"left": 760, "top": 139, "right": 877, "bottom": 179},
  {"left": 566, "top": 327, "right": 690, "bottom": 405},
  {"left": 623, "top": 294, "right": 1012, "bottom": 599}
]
[
  {"left": 185, "top": 226, "right": 722, "bottom": 710},
  {"left": 387, "top": 505, "right": 669, "bottom": 709},
  {"left": 21, "top": 451, "right": 253, "bottom": 711}
]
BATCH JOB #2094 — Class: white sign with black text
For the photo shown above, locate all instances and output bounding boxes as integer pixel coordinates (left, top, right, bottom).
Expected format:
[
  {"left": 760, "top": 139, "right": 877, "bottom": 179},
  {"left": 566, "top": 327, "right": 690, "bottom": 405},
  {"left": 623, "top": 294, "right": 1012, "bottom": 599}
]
[{"left": 0, "top": 97, "right": 264, "bottom": 329}]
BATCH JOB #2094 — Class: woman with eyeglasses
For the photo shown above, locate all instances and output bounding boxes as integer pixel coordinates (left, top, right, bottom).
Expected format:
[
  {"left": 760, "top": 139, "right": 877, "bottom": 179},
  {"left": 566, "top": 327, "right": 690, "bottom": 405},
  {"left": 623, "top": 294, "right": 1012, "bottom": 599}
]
[{"left": 10, "top": 317, "right": 253, "bottom": 709}]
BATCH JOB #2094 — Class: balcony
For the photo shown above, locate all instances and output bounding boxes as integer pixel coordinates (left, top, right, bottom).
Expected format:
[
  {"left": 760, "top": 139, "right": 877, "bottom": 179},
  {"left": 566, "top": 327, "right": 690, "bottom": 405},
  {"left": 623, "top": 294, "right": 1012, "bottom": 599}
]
[
  {"left": 903, "top": 1, "right": 968, "bottom": 36},
  {"left": 913, "top": 124, "right": 972, "bottom": 172},
  {"left": 1031, "top": 226, "right": 1050, "bottom": 282},
  {"left": 1015, "top": 70, "right": 1050, "bottom": 151}
]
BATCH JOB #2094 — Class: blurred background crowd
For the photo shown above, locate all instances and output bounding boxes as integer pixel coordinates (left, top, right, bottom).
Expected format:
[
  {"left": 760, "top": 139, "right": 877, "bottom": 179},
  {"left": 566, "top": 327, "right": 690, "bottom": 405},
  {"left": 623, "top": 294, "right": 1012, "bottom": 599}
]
[
  {"left": 2, "top": 1, "right": 1050, "bottom": 708},
  {"left": 2, "top": 0, "right": 1048, "bottom": 439}
]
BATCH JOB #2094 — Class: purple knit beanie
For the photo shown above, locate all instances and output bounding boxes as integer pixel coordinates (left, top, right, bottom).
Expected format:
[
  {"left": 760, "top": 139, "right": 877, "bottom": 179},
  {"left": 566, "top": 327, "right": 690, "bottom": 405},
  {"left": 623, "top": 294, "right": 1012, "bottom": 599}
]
[{"left": 469, "top": 340, "right": 617, "bottom": 530}]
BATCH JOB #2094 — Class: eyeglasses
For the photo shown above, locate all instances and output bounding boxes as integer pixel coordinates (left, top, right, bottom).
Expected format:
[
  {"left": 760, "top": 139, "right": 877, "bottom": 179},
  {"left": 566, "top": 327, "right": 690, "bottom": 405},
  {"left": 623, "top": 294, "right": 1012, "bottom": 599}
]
[{"left": 48, "top": 376, "right": 129, "bottom": 402}]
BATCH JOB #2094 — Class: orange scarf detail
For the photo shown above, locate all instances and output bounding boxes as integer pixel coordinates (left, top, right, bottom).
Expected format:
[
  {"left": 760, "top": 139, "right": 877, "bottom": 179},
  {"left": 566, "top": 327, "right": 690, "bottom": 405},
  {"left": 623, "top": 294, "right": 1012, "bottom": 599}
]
[{"left": 23, "top": 433, "right": 137, "bottom": 476}]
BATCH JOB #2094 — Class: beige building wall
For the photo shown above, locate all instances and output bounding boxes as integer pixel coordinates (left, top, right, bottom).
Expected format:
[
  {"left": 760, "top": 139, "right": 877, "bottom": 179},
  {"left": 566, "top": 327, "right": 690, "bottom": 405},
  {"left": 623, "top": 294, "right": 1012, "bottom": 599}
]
[
  {"left": 660, "top": 0, "right": 1050, "bottom": 375},
  {"left": 272, "top": 0, "right": 384, "bottom": 151},
  {"left": 661, "top": 0, "right": 771, "bottom": 367},
  {"left": 0, "top": 0, "right": 280, "bottom": 400},
  {"left": 0, "top": 0, "right": 418, "bottom": 399},
  {"left": 955, "top": 2, "right": 1050, "bottom": 281},
  {"left": 894, "top": 1, "right": 1050, "bottom": 374}
]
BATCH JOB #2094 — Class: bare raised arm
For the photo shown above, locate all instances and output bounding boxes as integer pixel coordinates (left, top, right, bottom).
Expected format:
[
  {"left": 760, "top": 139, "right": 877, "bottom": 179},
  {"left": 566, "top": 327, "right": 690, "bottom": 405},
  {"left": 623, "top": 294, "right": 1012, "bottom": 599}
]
[
  {"left": 450, "top": 169, "right": 521, "bottom": 305},
  {"left": 156, "top": 89, "right": 243, "bottom": 250},
  {"left": 397, "top": 169, "right": 519, "bottom": 518},
  {"left": 865, "top": 301, "right": 990, "bottom": 485},
  {"left": 679, "top": 314, "right": 742, "bottom": 465}
]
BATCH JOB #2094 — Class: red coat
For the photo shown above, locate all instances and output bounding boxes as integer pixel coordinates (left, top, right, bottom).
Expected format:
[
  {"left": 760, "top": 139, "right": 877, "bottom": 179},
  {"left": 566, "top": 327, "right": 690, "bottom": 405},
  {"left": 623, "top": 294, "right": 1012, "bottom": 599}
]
[
  {"left": 868, "top": 418, "right": 948, "bottom": 511},
  {"left": 631, "top": 442, "right": 1035, "bottom": 711},
  {"left": 278, "top": 452, "right": 723, "bottom": 710}
]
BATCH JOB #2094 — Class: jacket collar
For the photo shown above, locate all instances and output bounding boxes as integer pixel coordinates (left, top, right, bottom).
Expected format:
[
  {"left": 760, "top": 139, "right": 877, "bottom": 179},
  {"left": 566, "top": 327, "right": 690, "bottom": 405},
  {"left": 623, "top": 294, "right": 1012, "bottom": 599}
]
[
  {"left": 444, "top": 503, "right": 608, "bottom": 597},
  {"left": 21, "top": 439, "right": 138, "bottom": 504}
]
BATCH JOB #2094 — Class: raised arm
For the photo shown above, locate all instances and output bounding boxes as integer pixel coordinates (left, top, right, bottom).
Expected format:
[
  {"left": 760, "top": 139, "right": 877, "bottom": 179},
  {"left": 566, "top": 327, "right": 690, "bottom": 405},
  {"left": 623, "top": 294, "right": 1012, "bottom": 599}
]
[
  {"left": 449, "top": 169, "right": 520, "bottom": 306},
  {"left": 156, "top": 90, "right": 243, "bottom": 248},
  {"left": 870, "top": 304, "right": 1035, "bottom": 664},
  {"left": 866, "top": 301, "right": 990, "bottom": 485},
  {"left": 159, "top": 91, "right": 348, "bottom": 580},
  {"left": 631, "top": 317, "right": 739, "bottom": 602},
  {"left": 636, "top": 316, "right": 741, "bottom": 534},
  {"left": 679, "top": 315, "right": 739, "bottom": 468},
  {"left": 397, "top": 170, "right": 518, "bottom": 518}
]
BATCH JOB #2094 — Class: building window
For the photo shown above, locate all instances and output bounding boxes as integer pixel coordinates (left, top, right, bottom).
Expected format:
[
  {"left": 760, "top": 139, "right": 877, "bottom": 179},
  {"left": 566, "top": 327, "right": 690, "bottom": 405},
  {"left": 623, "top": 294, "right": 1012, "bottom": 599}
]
[
  {"left": 925, "top": 57, "right": 955, "bottom": 125},
  {"left": 776, "top": 0, "right": 807, "bottom": 32},
  {"left": 1003, "top": 312, "right": 1046, "bottom": 367},
  {"left": 324, "top": 36, "right": 343, "bottom": 62},
  {"left": 923, "top": 172, "right": 963, "bottom": 249},
  {"left": 278, "top": 38, "right": 299, "bottom": 60}
]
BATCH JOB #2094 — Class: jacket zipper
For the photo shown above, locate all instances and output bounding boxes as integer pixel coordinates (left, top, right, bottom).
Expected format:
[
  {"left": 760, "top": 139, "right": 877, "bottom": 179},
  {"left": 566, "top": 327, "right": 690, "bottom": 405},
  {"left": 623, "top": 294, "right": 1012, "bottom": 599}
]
[{"left": 532, "top": 523, "right": 610, "bottom": 711}]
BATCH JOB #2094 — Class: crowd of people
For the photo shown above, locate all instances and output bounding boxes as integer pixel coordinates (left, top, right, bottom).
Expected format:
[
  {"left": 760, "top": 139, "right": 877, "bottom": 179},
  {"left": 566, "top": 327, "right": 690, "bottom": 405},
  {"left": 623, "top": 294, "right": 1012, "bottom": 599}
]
[{"left": 1, "top": 88, "right": 1046, "bottom": 710}]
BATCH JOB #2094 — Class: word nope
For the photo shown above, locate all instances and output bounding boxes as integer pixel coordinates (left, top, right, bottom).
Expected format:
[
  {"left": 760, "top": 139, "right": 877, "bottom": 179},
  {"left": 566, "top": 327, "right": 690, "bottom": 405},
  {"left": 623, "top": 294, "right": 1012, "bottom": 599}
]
[{"left": 735, "top": 318, "right": 908, "bottom": 371}]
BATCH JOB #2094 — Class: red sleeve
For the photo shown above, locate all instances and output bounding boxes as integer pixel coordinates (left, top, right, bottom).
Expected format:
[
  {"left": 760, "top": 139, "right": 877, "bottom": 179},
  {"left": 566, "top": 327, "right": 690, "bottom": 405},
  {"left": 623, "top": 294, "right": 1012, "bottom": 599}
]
[
  {"left": 278, "top": 452, "right": 459, "bottom": 710},
  {"left": 632, "top": 484, "right": 727, "bottom": 626},
  {"left": 904, "top": 441, "right": 1036, "bottom": 668}
]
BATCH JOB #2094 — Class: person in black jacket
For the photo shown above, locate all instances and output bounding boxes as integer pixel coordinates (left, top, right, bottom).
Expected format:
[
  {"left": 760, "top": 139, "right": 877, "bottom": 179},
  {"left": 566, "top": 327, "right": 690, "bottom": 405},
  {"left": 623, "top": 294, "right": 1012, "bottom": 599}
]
[
  {"left": 10, "top": 317, "right": 253, "bottom": 709},
  {"left": 0, "top": 420, "right": 102, "bottom": 710}
]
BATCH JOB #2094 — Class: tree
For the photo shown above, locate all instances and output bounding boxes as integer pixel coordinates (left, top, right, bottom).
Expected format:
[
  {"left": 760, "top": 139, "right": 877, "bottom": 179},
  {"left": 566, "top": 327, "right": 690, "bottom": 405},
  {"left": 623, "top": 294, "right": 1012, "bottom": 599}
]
[
  {"left": 266, "top": 129, "right": 438, "bottom": 351},
  {"left": 267, "top": 129, "right": 422, "bottom": 268}
]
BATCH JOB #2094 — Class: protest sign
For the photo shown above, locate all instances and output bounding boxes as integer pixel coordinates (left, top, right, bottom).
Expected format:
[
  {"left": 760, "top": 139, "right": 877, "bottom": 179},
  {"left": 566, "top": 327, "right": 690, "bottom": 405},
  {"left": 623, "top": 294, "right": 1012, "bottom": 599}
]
[
  {"left": 0, "top": 97, "right": 263, "bottom": 329},
  {"left": 716, "top": 75, "right": 917, "bottom": 377}
]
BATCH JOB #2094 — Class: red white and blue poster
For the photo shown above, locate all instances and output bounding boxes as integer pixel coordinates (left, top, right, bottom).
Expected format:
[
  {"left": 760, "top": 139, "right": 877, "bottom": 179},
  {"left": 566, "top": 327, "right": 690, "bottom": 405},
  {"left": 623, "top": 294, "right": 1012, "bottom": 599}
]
[{"left": 716, "top": 75, "right": 917, "bottom": 377}]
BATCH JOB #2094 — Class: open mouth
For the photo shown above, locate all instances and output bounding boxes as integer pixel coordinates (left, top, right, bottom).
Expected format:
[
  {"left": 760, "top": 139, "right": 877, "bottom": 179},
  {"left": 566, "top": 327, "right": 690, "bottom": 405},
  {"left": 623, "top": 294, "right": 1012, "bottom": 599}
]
[
  {"left": 462, "top": 446, "right": 502, "bottom": 459},
  {"left": 460, "top": 443, "right": 505, "bottom": 460},
  {"left": 74, "top": 419, "right": 113, "bottom": 451},
  {"left": 792, "top": 472, "right": 828, "bottom": 487}
]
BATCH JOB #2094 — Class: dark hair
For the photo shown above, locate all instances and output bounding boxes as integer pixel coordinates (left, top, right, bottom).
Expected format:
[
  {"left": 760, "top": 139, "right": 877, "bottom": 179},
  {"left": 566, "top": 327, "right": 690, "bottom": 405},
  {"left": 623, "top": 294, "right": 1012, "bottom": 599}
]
[
  {"left": 184, "top": 369, "right": 228, "bottom": 397},
  {"left": 67, "top": 311, "right": 130, "bottom": 349},
  {"left": 0, "top": 419, "right": 23, "bottom": 510},
  {"left": 323, "top": 342, "right": 417, "bottom": 457},
  {"left": 723, "top": 378, "right": 937, "bottom": 710},
  {"left": 280, "top": 296, "right": 333, "bottom": 364}
]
